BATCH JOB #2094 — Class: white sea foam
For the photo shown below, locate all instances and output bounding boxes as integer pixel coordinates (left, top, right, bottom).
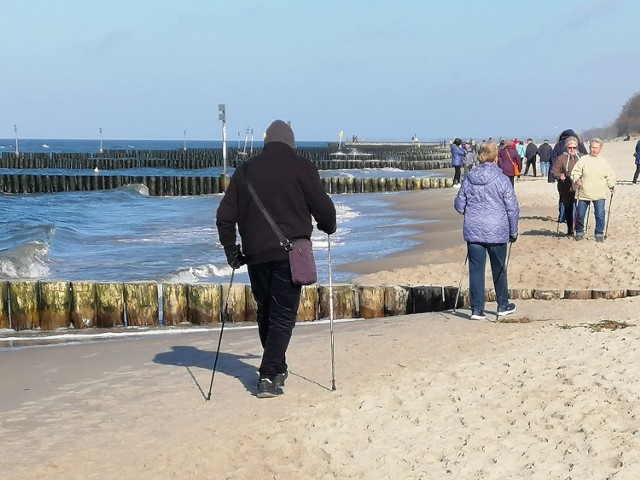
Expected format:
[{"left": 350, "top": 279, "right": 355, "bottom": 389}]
[{"left": 164, "top": 263, "right": 246, "bottom": 283}]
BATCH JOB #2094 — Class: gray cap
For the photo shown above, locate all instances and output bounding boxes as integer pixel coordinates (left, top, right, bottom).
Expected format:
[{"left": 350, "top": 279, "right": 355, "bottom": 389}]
[{"left": 265, "top": 120, "right": 295, "bottom": 150}]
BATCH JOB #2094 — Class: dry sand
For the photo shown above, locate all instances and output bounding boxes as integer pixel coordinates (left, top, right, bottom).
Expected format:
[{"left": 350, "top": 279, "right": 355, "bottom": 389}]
[{"left": 2, "top": 139, "right": 640, "bottom": 479}]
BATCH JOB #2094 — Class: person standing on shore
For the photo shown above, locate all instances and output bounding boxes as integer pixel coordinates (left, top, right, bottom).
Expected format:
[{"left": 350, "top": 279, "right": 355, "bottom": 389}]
[
  {"left": 523, "top": 138, "right": 538, "bottom": 176},
  {"left": 463, "top": 141, "right": 477, "bottom": 178},
  {"left": 216, "top": 120, "right": 337, "bottom": 398},
  {"left": 548, "top": 129, "right": 587, "bottom": 183},
  {"left": 633, "top": 138, "right": 640, "bottom": 184},
  {"left": 538, "top": 139, "right": 553, "bottom": 178},
  {"left": 454, "top": 142, "right": 519, "bottom": 320},
  {"left": 551, "top": 136, "right": 581, "bottom": 237},
  {"left": 497, "top": 140, "right": 522, "bottom": 185},
  {"left": 571, "top": 138, "right": 616, "bottom": 242},
  {"left": 451, "top": 138, "right": 465, "bottom": 188}
]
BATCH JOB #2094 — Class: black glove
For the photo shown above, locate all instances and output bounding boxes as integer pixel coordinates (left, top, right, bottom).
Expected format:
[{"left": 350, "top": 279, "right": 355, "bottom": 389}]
[
  {"left": 224, "top": 244, "right": 245, "bottom": 269},
  {"left": 509, "top": 234, "right": 518, "bottom": 243}
]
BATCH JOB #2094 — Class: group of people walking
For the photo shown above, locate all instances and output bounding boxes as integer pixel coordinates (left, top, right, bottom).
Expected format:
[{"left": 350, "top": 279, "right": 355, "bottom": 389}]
[{"left": 453, "top": 131, "right": 617, "bottom": 322}]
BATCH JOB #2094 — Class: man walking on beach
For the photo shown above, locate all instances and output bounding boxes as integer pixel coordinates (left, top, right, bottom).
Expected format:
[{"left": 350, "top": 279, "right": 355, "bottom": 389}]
[
  {"left": 216, "top": 120, "right": 337, "bottom": 398},
  {"left": 523, "top": 138, "right": 538, "bottom": 177}
]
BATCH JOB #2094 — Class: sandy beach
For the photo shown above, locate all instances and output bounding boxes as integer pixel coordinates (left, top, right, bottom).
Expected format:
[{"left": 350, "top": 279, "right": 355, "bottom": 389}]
[{"left": 2, "top": 139, "right": 640, "bottom": 479}]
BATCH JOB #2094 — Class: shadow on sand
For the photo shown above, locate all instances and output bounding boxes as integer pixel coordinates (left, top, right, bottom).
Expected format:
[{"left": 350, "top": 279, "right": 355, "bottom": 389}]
[{"left": 153, "top": 346, "right": 261, "bottom": 399}]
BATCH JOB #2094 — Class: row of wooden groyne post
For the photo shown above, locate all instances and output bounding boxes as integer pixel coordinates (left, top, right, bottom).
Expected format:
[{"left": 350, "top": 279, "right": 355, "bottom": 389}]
[
  {"left": 1, "top": 280, "right": 637, "bottom": 332},
  {"left": 0, "top": 145, "right": 454, "bottom": 195}
]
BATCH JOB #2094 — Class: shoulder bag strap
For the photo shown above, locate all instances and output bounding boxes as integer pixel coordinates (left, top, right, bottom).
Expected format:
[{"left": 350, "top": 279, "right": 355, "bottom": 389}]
[{"left": 246, "top": 180, "right": 292, "bottom": 251}]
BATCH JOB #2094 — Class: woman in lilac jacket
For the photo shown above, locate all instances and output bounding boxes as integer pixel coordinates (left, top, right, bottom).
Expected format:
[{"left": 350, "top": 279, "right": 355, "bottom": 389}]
[{"left": 454, "top": 142, "right": 520, "bottom": 320}]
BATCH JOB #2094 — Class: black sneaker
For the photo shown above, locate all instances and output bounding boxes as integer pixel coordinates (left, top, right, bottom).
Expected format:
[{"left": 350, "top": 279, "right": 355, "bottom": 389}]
[
  {"left": 497, "top": 303, "right": 517, "bottom": 317},
  {"left": 470, "top": 310, "right": 486, "bottom": 320},
  {"left": 256, "top": 378, "right": 283, "bottom": 398},
  {"left": 595, "top": 235, "right": 604, "bottom": 243},
  {"left": 275, "top": 370, "right": 288, "bottom": 389}
]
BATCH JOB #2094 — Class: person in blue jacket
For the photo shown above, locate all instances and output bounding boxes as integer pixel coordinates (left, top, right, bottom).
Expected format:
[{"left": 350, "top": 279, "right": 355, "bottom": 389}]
[
  {"left": 450, "top": 138, "right": 465, "bottom": 188},
  {"left": 454, "top": 142, "right": 520, "bottom": 320}
]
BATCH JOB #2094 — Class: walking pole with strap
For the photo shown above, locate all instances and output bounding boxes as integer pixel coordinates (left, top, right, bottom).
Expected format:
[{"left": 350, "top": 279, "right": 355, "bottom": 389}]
[
  {"left": 605, "top": 190, "right": 614, "bottom": 238},
  {"left": 327, "top": 233, "right": 336, "bottom": 391},
  {"left": 206, "top": 268, "right": 236, "bottom": 401}
]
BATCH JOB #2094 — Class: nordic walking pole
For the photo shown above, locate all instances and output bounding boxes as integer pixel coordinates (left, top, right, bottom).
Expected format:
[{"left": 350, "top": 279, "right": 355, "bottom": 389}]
[
  {"left": 206, "top": 268, "right": 236, "bottom": 401},
  {"left": 605, "top": 190, "right": 614, "bottom": 238},
  {"left": 496, "top": 241, "right": 514, "bottom": 322},
  {"left": 453, "top": 252, "right": 468, "bottom": 313},
  {"left": 327, "top": 233, "right": 336, "bottom": 391}
]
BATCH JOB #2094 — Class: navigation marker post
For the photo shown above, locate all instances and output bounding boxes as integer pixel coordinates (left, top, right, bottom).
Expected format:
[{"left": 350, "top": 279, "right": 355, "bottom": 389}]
[
  {"left": 218, "top": 104, "right": 227, "bottom": 176},
  {"left": 13, "top": 124, "right": 19, "bottom": 157},
  {"left": 338, "top": 130, "right": 344, "bottom": 150},
  {"left": 99, "top": 127, "right": 104, "bottom": 154}
]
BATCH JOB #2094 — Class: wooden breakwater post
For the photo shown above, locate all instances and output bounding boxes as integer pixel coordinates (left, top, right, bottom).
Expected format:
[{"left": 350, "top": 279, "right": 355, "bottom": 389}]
[
  {"left": 162, "top": 283, "right": 188, "bottom": 325},
  {"left": 187, "top": 284, "right": 222, "bottom": 325},
  {"left": 297, "top": 285, "right": 319, "bottom": 321},
  {"left": 71, "top": 281, "right": 97, "bottom": 329},
  {"left": 9, "top": 281, "right": 39, "bottom": 330},
  {"left": 384, "top": 285, "right": 412, "bottom": 316},
  {"left": 0, "top": 282, "right": 9, "bottom": 329},
  {"left": 40, "top": 281, "right": 71, "bottom": 330},
  {"left": 358, "top": 285, "right": 385, "bottom": 319},
  {"left": 124, "top": 282, "right": 159, "bottom": 327},
  {"left": 221, "top": 283, "right": 248, "bottom": 322},
  {"left": 96, "top": 283, "right": 124, "bottom": 328},
  {"left": 319, "top": 283, "right": 357, "bottom": 319}
]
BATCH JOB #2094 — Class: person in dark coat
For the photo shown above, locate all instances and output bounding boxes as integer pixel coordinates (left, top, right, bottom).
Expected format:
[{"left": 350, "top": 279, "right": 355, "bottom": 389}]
[
  {"left": 216, "top": 120, "right": 337, "bottom": 398},
  {"left": 497, "top": 141, "right": 522, "bottom": 186},
  {"left": 523, "top": 138, "right": 538, "bottom": 176},
  {"left": 551, "top": 136, "right": 581, "bottom": 237},
  {"left": 548, "top": 129, "right": 587, "bottom": 183},
  {"left": 633, "top": 138, "right": 640, "bottom": 184},
  {"left": 537, "top": 139, "right": 553, "bottom": 178},
  {"left": 454, "top": 142, "right": 519, "bottom": 320}
]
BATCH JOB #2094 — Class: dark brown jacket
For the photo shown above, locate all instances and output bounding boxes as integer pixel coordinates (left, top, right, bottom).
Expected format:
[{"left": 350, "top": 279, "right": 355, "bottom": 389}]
[
  {"left": 216, "top": 142, "right": 336, "bottom": 265},
  {"left": 551, "top": 153, "right": 580, "bottom": 201}
]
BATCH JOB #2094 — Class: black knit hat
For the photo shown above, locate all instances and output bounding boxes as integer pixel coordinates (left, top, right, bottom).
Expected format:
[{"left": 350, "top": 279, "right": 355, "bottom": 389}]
[{"left": 265, "top": 120, "right": 295, "bottom": 150}]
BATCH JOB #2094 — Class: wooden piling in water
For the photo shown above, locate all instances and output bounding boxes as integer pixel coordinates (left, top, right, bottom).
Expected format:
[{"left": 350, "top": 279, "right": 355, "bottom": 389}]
[
  {"left": 124, "top": 282, "right": 159, "bottom": 327},
  {"left": 162, "top": 283, "right": 188, "bottom": 325},
  {"left": 9, "top": 281, "right": 39, "bottom": 330},
  {"left": 358, "top": 285, "right": 385, "bottom": 319},
  {"left": 221, "top": 283, "right": 248, "bottom": 322},
  {"left": 96, "top": 283, "right": 124, "bottom": 328},
  {"left": 320, "top": 283, "right": 357, "bottom": 319},
  {"left": 297, "top": 285, "right": 319, "bottom": 321},
  {"left": 0, "top": 282, "right": 9, "bottom": 329},
  {"left": 187, "top": 284, "right": 221, "bottom": 325},
  {"left": 39, "top": 281, "right": 71, "bottom": 330},
  {"left": 70, "top": 281, "right": 97, "bottom": 329}
]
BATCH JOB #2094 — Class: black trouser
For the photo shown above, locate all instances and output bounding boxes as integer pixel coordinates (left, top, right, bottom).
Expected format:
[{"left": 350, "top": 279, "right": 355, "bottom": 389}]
[
  {"left": 248, "top": 259, "right": 301, "bottom": 380},
  {"left": 523, "top": 159, "right": 537, "bottom": 177},
  {"left": 453, "top": 166, "right": 461, "bottom": 184},
  {"left": 633, "top": 164, "right": 640, "bottom": 183},
  {"left": 561, "top": 191, "right": 576, "bottom": 233}
]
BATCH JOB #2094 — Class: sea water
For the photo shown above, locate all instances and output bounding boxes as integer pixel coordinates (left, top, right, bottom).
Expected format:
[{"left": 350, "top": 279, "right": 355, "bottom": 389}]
[{"left": 0, "top": 139, "right": 440, "bottom": 285}]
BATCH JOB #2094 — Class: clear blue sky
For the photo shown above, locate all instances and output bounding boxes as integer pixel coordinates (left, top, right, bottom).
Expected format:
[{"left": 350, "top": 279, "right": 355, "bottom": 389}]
[{"left": 2, "top": 0, "right": 639, "bottom": 141}]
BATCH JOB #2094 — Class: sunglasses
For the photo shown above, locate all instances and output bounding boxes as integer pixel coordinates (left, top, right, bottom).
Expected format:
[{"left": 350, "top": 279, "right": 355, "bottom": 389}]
[{"left": 567, "top": 146, "right": 578, "bottom": 149}]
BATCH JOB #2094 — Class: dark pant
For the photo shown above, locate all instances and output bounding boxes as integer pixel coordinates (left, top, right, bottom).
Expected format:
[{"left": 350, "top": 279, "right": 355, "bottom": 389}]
[
  {"left": 247, "top": 259, "right": 301, "bottom": 379},
  {"left": 523, "top": 159, "right": 537, "bottom": 176},
  {"left": 633, "top": 164, "right": 640, "bottom": 183},
  {"left": 453, "top": 166, "right": 461, "bottom": 184},
  {"left": 561, "top": 192, "right": 576, "bottom": 234},
  {"left": 467, "top": 242, "right": 509, "bottom": 312}
]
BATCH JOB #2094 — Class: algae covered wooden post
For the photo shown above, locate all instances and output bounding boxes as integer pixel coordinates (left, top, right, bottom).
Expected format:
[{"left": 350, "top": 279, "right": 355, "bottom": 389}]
[
  {"left": 39, "top": 281, "right": 71, "bottom": 330},
  {"left": 124, "top": 282, "right": 159, "bottom": 326},
  {"left": 163, "top": 283, "right": 188, "bottom": 325},
  {"left": 70, "top": 281, "right": 97, "bottom": 329},
  {"left": 221, "top": 283, "right": 247, "bottom": 322},
  {"left": 9, "top": 281, "right": 39, "bottom": 330},
  {"left": 0, "top": 282, "right": 9, "bottom": 329},
  {"left": 96, "top": 283, "right": 124, "bottom": 328},
  {"left": 297, "top": 285, "right": 319, "bottom": 321},
  {"left": 357, "top": 285, "right": 385, "bottom": 319},
  {"left": 384, "top": 285, "right": 411, "bottom": 316},
  {"left": 319, "top": 283, "right": 357, "bottom": 319},
  {"left": 187, "top": 283, "right": 221, "bottom": 325}
]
